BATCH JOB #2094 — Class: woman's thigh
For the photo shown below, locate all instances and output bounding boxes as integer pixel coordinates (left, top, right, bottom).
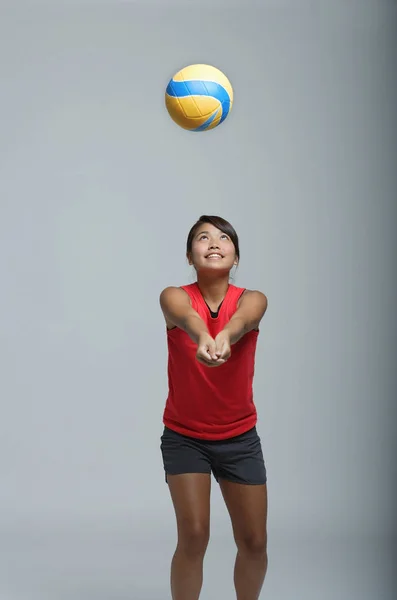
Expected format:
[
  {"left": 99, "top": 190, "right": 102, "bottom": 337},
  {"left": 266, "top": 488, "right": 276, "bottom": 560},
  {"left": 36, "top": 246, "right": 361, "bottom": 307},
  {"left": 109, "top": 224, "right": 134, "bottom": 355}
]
[
  {"left": 219, "top": 479, "right": 268, "bottom": 552},
  {"left": 167, "top": 473, "right": 212, "bottom": 552},
  {"left": 161, "top": 427, "right": 212, "bottom": 548}
]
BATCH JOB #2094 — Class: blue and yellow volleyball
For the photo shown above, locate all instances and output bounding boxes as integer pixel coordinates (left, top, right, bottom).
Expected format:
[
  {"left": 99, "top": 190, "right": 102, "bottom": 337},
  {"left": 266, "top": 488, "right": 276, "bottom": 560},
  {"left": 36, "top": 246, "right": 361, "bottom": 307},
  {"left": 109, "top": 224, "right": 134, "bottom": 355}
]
[{"left": 165, "top": 64, "right": 233, "bottom": 132}]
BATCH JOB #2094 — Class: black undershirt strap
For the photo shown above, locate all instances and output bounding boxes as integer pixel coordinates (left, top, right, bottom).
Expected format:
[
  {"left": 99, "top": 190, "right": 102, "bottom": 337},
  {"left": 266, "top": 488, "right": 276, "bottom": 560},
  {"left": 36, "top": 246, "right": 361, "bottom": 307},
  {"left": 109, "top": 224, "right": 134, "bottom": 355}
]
[{"left": 205, "top": 300, "right": 223, "bottom": 319}]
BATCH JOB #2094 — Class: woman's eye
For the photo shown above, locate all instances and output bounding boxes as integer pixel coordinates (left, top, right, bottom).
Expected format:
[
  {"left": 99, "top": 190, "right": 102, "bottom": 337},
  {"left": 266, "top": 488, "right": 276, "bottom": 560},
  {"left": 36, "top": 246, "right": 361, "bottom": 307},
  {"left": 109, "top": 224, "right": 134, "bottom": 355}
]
[{"left": 198, "top": 234, "right": 228, "bottom": 241}]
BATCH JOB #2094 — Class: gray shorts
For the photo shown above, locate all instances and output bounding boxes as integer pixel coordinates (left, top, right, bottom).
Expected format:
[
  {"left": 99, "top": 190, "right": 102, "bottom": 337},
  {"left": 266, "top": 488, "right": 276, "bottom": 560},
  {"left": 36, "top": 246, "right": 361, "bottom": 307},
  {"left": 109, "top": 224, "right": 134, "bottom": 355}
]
[{"left": 160, "top": 425, "right": 267, "bottom": 485}]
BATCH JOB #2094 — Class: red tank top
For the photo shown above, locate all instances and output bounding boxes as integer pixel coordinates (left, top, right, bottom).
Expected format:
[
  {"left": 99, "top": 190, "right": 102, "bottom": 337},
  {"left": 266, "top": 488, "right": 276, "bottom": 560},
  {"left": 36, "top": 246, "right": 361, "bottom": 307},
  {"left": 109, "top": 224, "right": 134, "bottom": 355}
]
[{"left": 163, "top": 283, "right": 259, "bottom": 440}]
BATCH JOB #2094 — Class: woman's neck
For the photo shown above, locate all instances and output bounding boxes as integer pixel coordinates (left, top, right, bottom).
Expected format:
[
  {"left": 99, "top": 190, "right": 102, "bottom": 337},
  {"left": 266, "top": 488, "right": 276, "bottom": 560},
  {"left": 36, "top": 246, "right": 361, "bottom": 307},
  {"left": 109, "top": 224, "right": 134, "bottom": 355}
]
[{"left": 196, "top": 273, "right": 230, "bottom": 307}]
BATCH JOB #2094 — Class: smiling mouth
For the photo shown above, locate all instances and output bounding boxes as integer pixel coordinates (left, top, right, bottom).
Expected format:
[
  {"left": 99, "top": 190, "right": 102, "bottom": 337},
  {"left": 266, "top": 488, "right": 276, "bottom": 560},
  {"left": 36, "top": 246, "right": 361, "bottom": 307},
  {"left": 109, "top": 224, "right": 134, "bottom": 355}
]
[{"left": 206, "top": 253, "right": 223, "bottom": 259}]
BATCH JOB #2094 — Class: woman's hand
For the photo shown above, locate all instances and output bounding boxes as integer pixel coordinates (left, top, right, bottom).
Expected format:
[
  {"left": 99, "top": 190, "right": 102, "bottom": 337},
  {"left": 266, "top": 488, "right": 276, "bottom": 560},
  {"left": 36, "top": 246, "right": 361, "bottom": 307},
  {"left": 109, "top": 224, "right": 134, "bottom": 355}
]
[
  {"left": 196, "top": 332, "right": 227, "bottom": 367},
  {"left": 214, "top": 330, "right": 232, "bottom": 362}
]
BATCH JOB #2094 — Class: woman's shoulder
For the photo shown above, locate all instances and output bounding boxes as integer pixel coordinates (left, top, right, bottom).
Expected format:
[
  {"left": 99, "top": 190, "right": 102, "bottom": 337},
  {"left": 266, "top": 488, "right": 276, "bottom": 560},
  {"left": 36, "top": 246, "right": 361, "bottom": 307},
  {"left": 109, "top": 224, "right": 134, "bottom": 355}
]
[
  {"left": 159, "top": 285, "right": 192, "bottom": 302},
  {"left": 159, "top": 285, "right": 194, "bottom": 331},
  {"left": 240, "top": 288, "right": 267, "bottom": 298},
  {"left": 160, "top": 282, "right": 196, "bottom": 291},
  {"left": 235, "top": 287, "right": 268, "bottom": 308}
]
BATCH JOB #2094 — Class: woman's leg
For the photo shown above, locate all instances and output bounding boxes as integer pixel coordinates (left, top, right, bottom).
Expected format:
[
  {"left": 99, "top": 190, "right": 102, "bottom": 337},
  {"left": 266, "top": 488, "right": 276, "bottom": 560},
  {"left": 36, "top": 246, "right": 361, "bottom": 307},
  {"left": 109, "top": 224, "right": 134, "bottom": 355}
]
[
  {"left": 167, "top": 473, "right": 212, "bottom": 600},
  {"left": 219, "top": 480, "right": 268, "bottom": 600}
]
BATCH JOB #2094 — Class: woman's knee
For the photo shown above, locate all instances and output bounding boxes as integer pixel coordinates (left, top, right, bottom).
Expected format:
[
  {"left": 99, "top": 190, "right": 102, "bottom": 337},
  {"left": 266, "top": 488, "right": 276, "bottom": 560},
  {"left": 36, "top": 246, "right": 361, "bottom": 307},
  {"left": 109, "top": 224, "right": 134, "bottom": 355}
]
[
  {"left": 177, "top": 519, "right": 210, "bottom": 557},
  {"left": 236, "top": 530, "right": 267, "bottom": 557}
]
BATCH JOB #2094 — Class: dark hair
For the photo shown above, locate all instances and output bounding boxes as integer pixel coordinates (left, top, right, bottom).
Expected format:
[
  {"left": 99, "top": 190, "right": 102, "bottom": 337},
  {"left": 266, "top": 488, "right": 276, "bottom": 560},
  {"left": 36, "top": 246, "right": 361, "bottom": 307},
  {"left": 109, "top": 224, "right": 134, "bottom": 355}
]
[{"left": 186, "top": 215, "right": 240, "bottom": 260}]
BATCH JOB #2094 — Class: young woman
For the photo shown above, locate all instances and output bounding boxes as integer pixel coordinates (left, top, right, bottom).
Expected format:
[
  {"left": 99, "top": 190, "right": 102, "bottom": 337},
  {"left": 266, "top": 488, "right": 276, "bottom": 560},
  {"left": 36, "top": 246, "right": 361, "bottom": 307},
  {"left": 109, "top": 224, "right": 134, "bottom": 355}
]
[{"left": 159, "top": 215, "right": 268, "bottom": 600}]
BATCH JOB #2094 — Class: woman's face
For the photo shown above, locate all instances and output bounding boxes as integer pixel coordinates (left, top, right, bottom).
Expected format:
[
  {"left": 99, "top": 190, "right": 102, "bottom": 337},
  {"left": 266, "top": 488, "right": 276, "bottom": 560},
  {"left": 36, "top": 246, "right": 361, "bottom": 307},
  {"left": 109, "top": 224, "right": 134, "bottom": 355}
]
[{"left": 188, "top": 223, "right": 238, "bottom": 273}]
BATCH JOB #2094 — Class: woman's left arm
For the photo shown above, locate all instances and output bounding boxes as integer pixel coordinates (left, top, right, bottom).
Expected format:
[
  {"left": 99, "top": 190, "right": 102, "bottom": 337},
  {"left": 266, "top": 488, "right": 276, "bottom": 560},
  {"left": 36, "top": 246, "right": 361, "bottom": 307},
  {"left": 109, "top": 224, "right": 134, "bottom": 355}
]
[{"left": 221, "top": 290, "right": 268, "bottom": 345}]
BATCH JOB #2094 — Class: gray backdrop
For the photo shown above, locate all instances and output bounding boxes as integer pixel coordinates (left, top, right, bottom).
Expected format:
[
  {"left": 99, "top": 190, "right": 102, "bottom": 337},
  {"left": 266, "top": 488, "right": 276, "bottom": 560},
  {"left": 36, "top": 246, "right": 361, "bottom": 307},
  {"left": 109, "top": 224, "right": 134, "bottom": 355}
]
[{"left": 0, "top": 0, "right": 396, "bottom": 598}]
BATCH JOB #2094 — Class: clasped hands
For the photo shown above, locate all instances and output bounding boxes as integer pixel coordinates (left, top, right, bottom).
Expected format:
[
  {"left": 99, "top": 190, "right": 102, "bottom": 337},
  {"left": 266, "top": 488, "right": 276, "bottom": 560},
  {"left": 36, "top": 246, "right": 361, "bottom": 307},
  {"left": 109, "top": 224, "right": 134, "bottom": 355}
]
[{"left": 196, "top": 331, "right": 231, "bottom": 368}]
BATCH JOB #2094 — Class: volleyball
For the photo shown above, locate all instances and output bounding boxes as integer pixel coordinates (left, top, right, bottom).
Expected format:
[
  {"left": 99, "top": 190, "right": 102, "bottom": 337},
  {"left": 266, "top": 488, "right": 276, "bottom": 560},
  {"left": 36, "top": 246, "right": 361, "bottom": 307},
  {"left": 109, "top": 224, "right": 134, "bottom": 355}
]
[{"left": 165, "top": 64, "right": 234, "bottom": 132}]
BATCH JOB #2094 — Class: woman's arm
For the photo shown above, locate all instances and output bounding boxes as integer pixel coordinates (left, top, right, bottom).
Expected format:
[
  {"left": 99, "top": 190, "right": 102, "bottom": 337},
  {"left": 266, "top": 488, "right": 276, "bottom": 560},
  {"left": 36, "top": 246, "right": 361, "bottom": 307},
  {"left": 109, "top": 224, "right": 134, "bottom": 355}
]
[
  {"left": 160, "top": 287, "right": 225, "bottom": 367},
  {"left": 159, "top": 286, "right": 209, "bottom": 344},
  {"left": 221, "top": 290, "right": 268, "bottom": 345}
]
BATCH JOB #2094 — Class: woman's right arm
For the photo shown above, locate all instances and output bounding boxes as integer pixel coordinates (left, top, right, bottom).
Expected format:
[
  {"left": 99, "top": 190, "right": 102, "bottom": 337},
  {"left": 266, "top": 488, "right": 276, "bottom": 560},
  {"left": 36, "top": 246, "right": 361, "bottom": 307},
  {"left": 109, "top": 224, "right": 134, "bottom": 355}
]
[
  {"left": 159, "top": 287, "right": 209, "bottom": 345},
  {"left": 160, "top": 287, "right": 225, "bottom": 367}
]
